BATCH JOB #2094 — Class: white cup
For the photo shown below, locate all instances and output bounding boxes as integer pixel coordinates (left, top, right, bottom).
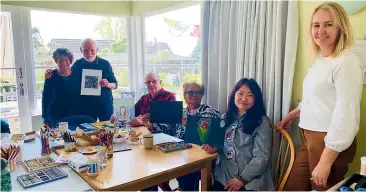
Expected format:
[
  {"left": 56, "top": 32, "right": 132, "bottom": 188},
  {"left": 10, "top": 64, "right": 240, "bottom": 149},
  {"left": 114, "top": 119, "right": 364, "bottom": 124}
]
[
  {"left": 59, "top": 122, "right": 68, "bottom": 133},
  {"left": 361, "top": 157, "right": 366, "bottom": 176}
]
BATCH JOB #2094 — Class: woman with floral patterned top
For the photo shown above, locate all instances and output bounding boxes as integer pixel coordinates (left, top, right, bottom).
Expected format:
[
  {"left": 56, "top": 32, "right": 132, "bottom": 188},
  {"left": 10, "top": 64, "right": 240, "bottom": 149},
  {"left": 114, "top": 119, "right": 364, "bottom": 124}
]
[
  {"left": 174, "top": 82, "right": 220, "bottom": 191},
  {"left": 202, "top": 78, "right": 274, "bottom": 191}
]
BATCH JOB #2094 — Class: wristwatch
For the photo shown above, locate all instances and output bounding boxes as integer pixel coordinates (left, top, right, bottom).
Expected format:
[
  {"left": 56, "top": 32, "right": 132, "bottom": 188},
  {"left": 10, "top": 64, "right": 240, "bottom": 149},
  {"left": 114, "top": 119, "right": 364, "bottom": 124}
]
[{"left": 236, "top": 175, "right": 248, "bottom": 184}]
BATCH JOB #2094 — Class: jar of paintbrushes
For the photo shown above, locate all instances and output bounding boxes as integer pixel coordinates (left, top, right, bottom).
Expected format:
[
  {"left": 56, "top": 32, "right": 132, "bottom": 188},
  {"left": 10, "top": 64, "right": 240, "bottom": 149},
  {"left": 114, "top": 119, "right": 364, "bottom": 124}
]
[
  {"left": 62, "top": 132, "right": 76, "bottom": 152},
  {"left": 40, "top": 125, "right": 52, "bottom": 156},
  {"left": 99, "top": 129, "right": 115, "bottom": 158}
]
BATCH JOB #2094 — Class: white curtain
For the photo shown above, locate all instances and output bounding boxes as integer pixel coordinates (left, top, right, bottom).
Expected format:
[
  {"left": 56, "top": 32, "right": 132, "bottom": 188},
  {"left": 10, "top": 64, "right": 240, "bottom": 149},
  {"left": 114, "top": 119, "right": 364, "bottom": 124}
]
[
  {"left": 201, "top": 0, "right": 298, "bottom": 123},
  {"left": 1, "top": 12, "right": 15, "bottom": 69}
]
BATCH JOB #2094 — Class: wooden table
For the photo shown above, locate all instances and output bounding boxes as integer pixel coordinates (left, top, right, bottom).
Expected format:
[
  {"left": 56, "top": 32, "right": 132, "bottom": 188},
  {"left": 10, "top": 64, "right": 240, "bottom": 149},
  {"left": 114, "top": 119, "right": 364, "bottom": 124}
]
[{"left": 54, "top": 126, "right": 218, "bottom": 191}]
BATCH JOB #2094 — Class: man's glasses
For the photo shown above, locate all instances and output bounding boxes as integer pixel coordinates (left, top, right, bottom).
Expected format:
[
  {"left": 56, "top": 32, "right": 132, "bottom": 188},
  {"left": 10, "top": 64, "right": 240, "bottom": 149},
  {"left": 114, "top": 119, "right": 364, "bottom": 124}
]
[
  {"left": 82, "top": 49, "right": 97, "bottom": 53},
  {"left": 185, "top": 90, "right": 204, "bottom": 96},
  {"left": 145, "top": 80, "right": 158, "bottom": 85}
]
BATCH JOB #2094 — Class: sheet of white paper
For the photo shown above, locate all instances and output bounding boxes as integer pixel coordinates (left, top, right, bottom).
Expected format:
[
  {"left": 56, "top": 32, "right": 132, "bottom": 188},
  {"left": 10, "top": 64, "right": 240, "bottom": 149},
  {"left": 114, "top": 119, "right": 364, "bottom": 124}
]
[
  {"left": 152, "top": 133, "right": 183, "bottom": 146},
  {"left": 81, "top": 69, "right": 102, "bottom": 96}
]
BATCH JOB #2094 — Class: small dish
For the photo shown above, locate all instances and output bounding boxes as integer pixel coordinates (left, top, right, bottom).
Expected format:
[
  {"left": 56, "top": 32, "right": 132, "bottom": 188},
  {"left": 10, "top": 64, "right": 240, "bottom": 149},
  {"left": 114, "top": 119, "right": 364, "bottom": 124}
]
[
  {"left": 79, "top": 146, "right": 101, "bottom": 154},
  {"left": 11, "top": 134, "right": 24, "bottom": 142},
  {"left": 113, "top": 133, "right": 128, "bottom": 143}
]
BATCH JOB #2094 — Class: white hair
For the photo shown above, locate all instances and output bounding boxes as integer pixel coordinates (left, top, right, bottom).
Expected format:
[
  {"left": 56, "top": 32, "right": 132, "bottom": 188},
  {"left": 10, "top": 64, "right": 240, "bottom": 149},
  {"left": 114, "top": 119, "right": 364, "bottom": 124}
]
[
  {"left": 145, "top": 72, "right": 161, "bottom": 81},
  {"left": 80, "top": 38, "right": 97, "bottom": 48}
]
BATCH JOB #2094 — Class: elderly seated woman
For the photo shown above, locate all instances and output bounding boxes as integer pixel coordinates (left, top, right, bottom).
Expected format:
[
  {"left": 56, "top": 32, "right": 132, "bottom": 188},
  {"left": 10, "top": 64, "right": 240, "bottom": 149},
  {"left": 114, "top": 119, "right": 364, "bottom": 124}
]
[
  {"left": 174, "top": 81, "right": 220, "bottom": 191},
  {"left": 42, "top": 48, "right": 96, "bottom": 128}
]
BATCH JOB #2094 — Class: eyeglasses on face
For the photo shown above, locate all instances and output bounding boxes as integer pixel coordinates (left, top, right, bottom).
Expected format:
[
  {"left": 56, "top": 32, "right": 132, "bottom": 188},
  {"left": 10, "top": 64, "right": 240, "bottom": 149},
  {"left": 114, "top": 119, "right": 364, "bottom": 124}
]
[
  {"left": 145, "top": 80, "right": 158, "bottom": 85},
  {"left": 82, "top": 49, "right": 97, "bottom": 53},
  {"left": 185, "top": 90, "right": 204, "bottom": 96}
]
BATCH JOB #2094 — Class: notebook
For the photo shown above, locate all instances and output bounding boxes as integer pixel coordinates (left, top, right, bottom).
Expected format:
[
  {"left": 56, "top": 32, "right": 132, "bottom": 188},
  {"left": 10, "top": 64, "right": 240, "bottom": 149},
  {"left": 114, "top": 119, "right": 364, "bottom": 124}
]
[
  {"left": 150, "top": 101, "right": 183, "bottom": 124},
  {"left": 183, "top": 115, "right": 225, "bottom": 146}
]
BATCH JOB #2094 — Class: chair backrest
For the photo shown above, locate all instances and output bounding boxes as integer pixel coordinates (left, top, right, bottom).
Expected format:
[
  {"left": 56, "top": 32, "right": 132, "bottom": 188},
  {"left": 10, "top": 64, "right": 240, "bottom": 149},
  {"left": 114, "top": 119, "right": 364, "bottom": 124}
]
[{"left": 270, "top": 124, "right": 295, "bottom": 191}]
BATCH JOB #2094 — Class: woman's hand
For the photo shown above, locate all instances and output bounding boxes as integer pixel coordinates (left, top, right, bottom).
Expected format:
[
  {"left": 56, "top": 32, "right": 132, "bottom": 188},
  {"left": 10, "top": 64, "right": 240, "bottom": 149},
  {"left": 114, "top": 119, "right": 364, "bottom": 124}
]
[
  {"left": 278, "top": 108, "right": 300, "bottom": 129},
  {"left": 44, "top": 69, "right": 53, "bottom": 79},
  {"left": 201, "top": 144, "right": 217, "bottom": 153},
  {"left": 182, "top": 117, "right": 187, "bottom": 126},
  {"left": 278, "top": 114, "right": 293, "bottom": 129},
  {"left": 311, "top": 162, "right": 331, "bottom": 188},
  {"left": 43, "top": 122, "right": 50, "bottom": 128},
  {"left": 225, "top": 178, "right": 244, "bottom": 191}
]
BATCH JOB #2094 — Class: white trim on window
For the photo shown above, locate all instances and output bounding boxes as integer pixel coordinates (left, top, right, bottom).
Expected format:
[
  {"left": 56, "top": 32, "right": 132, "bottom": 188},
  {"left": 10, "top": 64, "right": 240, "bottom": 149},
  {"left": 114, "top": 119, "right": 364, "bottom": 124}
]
[
  {"left": 21, "top": 7, "right": 38, "bottom": 116},
  {"left": 1, "top": 5, "right": 32, "bottom": 132},
  {"left": 129, "top": 15, "right": 145, "bottom": 99}
]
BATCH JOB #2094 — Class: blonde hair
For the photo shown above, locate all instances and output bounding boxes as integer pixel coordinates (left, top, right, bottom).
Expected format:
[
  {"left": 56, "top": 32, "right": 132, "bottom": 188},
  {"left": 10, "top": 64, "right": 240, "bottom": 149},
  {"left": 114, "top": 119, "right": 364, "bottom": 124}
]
[{"left": 309, "top": 2, "right": 353, "bottom": 58}]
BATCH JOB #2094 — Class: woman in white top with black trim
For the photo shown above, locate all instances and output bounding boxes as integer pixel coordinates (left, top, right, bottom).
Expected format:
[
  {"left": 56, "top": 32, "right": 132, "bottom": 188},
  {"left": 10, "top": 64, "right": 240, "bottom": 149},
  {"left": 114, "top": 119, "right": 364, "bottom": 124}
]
[{"left": 279, "top": 2, "right": 364, "bottom": 191}]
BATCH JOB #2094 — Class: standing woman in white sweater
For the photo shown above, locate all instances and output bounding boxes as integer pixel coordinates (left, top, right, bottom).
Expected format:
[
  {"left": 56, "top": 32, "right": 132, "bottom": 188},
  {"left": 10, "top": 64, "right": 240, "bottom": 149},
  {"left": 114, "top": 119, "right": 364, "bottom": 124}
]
[{"left": 279, "top": 2, "right": 364, "bottom": 191}]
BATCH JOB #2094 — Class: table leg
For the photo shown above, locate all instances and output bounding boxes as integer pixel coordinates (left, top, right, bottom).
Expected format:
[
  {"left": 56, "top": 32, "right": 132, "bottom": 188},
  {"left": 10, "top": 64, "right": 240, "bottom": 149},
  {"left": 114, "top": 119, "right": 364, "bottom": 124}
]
[{"left": 201, "top": 160, "right": 212, "bottom": 191}]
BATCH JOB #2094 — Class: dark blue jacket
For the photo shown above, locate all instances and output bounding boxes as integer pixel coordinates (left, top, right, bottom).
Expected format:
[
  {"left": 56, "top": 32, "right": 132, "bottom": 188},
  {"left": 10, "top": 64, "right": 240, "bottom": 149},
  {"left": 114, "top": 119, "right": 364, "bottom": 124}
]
[
  {"left": 42, "top": 69, "right": 71, "bottom": 124},
  {"left": 69, "top": 56, "right": 117, "bottom": 121}
]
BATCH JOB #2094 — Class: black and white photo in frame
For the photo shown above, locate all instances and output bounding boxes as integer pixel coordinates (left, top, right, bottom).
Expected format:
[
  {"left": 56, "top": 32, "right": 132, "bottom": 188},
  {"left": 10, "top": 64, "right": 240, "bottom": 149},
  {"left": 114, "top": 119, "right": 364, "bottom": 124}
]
[{"left": 81, "top": 69, "right": 102, "bottom": 96}]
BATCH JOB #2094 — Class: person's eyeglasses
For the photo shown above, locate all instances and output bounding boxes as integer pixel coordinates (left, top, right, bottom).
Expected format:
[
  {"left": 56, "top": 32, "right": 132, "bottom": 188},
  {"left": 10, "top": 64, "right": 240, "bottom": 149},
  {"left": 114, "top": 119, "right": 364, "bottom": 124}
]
[
  {"left": 185, "top": 90, "right": 204, "bottom": 96},
  {"left": 82, "top": 49, "right": 96, "bottom": 53},
  {"left": 145, "top": 80, "right": 158, "bottom": 85}
]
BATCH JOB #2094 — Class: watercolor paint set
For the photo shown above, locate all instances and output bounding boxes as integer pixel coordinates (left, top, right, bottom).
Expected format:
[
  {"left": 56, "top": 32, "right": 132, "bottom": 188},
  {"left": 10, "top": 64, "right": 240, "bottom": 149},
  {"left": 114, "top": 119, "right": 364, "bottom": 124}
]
[
  {"left": 17, "top": 167, "right": 68, "bottom": 188},
  {"left": 157, "top": 142, "right": 192, "bottom": 153}
]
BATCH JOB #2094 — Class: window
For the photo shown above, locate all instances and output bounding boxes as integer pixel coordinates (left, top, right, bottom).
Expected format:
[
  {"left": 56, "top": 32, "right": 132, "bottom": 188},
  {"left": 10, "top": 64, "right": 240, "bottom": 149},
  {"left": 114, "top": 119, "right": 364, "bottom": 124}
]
[
  {"left": 30, "top": 10, "right": 129, "bottom": 112},
  {"left": 0, "top": 12, "right": 21, "bottom": 133},
  {"left": 144, "top": 5, "right": 201, "bottom": 101}
]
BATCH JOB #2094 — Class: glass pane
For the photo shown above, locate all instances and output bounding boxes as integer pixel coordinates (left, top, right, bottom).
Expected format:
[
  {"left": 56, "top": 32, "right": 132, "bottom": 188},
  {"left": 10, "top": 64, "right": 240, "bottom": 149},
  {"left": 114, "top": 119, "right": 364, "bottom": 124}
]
[
  {"left": 145, "top": 5, "right": 201, "bottom": 65},
  {"left": 30, "top": 10, "right": 129, "bottom": 113},
  {"left": 1, "top": 12, "right": 20, "bottom": 133},
  {"left": 144, "top": 5, "right": 202, "bottom": 100},
  {"left": 112, "top": 66, "right": 130, "bottom": 97},
  {"left": 0, "top": 69, "right": 20, "bottom": 133}
]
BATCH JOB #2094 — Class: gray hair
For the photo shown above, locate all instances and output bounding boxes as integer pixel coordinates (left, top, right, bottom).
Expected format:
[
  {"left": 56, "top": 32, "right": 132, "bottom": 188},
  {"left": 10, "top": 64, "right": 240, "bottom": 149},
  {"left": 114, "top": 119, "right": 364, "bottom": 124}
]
[
  {"left": 80, "top": 38, "right": 97, "bottom": 48},
  {"left": 145, "top": 72, "right": 161, "bottom": 81},
  {"left": 183, "top": 82, "right": 205, "bottom": 95}
]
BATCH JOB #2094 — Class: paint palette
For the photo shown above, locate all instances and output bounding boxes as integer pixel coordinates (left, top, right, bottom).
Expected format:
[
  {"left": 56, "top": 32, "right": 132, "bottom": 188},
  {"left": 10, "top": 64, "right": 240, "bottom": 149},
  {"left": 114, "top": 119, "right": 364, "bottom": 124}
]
[
  {"left": 17, "top": 167, "right": 68, "bottom": 188},
  {"left": 23, "top": 156, "right": 58, "bottom": 172},
  {"left": 157, "top": 142, "right": 192, "bottom": 153}
]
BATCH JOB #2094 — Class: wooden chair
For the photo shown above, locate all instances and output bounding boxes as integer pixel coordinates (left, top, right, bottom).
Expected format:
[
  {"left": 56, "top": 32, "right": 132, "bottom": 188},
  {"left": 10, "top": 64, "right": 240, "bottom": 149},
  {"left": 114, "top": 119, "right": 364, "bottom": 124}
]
[{"left": 270, "top": 124, "right": 295, "bottom": 191}]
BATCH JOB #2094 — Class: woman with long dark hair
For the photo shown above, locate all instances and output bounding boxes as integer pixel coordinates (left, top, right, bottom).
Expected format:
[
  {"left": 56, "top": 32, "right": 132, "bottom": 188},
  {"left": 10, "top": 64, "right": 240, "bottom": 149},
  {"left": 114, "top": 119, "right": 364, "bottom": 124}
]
[{"left": 202, "top": 78, "right": 274, "bottom": 191}]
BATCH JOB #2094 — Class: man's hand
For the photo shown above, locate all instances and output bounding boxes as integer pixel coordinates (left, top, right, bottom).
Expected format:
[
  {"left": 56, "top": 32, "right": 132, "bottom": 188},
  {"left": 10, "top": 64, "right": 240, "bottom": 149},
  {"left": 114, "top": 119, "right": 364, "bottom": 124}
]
[
  {"left": 44, "top": 69, "right": 53, "bottom": 79},
  {"left": 99, "top": 79, "right": 109, "bottom": 87},
  {"left": 141, "top": 113, "right": 150, "bottom": 124},
  {"left": 129, "top": 117, "right": 144, "bottom": 127},
  {"left": 225, "top": 178, "right": 245, "bottom": 191},
  {"left": 201, "top": 144, "right": 217, "bottom": 153}
]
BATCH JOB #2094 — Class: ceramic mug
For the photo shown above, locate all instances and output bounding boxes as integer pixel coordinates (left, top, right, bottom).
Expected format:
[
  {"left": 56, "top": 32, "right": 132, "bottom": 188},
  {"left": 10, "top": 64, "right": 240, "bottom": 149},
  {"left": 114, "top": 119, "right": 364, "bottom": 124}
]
[
  {"left": 86, "top": 159, "right": 99, "bottom": 176},
  {"left": 141, "top": 134, "right": 153, "bottom": 149}
]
